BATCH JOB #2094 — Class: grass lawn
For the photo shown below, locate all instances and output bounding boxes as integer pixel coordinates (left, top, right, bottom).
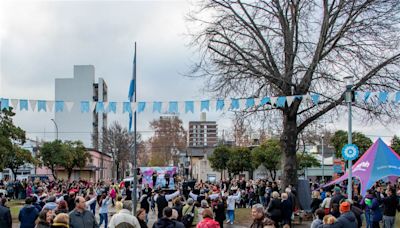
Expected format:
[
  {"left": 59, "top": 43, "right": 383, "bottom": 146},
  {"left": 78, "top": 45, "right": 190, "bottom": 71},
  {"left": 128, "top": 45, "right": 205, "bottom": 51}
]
[
  {"left": 7, "top": 199, "right": 24, "bottom": 221},
  {"left": 235, "top": 208, "right": 252, "bottom": 225}
]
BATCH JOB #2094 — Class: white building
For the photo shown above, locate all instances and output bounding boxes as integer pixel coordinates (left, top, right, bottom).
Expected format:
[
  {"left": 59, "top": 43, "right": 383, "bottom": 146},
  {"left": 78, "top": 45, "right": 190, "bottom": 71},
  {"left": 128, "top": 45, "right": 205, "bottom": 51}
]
[{"left": 55, "top": 65, "right": 107, "bottom": 148}]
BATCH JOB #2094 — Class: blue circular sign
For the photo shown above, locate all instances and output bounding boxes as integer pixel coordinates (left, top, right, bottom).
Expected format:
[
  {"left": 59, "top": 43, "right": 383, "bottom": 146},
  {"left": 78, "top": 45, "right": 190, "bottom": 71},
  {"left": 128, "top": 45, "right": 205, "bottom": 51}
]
[{"left": 342, "top": 144, "right": 359, "bottom": 160}]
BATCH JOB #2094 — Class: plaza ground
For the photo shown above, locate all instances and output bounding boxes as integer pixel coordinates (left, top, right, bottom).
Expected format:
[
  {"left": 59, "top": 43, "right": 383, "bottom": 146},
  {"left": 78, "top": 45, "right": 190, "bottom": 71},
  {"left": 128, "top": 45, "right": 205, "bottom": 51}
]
[{"left": 11, "top": 199, "right": 400, "bottom": 227}]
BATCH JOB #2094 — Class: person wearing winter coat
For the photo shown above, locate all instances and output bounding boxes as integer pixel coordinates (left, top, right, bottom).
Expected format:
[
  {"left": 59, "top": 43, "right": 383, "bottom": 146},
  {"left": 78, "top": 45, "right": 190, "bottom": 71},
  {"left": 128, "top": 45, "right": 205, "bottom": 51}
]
[
  {"left": 250, "top": 204, "right": 275, "bottom": 228},
  {"left": 19, "top": 197, "right": 40, "bottom": 228},
  {"left": 280, "top": 193, "right": 293, "bottom": 227},
  {"left": 361, "top": 189, "right": 382, "bottom": 228},
  {"left": 267, "top": 191, "right": 282, "bottom": 225},
  {"left": 382, "top": 187, "right": 398, "bottom": 228},
  {"left": 335, "top": 202, "right": 358, "bottom": 228},
  {"left": 196, "top": 209, "right": 220, "bottom": 228},
  {"left": 0, "top": 198, "right": 12, "bottom": 228},
  {"left": 35, "top": 209, "right": 53, "bottom": 228},
  {"left": 108, "top": 201, "right": 141, "bottom": 228},
  {"left": 212, "top": 197, "right": 226, "bottom": 228},
  {"left": 153, "top": 207, "right": 181, "bottom": 228},
  {"left": 311, "top": 208, "right": 325, "bottom": 228}
]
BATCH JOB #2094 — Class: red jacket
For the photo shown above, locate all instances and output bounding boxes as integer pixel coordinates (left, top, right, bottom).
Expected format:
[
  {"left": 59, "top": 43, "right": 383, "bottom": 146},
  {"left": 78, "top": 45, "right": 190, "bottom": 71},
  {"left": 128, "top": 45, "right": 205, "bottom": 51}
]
[{"left": 196, "top": 218, "right": 220, "bottom": 228}]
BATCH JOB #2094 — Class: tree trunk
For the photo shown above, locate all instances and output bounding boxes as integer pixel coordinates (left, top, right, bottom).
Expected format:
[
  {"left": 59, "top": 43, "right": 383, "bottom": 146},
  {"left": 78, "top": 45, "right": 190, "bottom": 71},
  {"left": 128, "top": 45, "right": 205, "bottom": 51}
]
[
  {"left": 116, "top": 163, "right": 120, "bottom": 180},
  {"left": 280, "top": 114, "right": 298, "bottom": 189},
  {"left": 67, "top": 169, "right": 73, "bottom": 181},
  {"left": 51, "top": 167, "right": 58, "bottom": 180},
  {"left": 11, "top": 168, "right": 17, "bottom": 181}
]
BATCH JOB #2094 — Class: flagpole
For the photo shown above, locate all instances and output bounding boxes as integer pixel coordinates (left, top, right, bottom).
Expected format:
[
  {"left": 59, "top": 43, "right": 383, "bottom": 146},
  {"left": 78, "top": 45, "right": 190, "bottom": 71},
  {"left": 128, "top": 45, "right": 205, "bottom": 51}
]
[{"left": 132, "top": 42, "right": 138, "bottom": 215}]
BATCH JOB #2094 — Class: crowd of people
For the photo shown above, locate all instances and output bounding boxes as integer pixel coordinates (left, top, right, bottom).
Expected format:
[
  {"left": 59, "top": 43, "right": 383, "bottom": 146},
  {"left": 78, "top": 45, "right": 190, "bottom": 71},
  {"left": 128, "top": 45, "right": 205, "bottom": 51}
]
[
  {"left": 0, "top": 176, "right": 399, "bottom": 228},
  {"left": 309, "top": 181, "right": 400, "bottom": 228}
]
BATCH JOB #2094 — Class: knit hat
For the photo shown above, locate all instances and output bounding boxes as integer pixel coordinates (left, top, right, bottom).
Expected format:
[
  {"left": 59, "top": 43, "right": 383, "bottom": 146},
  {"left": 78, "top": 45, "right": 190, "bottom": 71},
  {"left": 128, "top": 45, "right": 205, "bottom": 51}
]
[{"left": 340, "top": 201, "right": 350, "bottom": 213}]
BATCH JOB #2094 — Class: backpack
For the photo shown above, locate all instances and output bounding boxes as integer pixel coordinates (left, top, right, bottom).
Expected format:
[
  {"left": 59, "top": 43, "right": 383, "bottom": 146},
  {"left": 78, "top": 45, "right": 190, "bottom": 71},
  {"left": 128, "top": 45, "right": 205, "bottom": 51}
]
[{"left": 181, "top": 205, "right": 195, "bottom": 228}]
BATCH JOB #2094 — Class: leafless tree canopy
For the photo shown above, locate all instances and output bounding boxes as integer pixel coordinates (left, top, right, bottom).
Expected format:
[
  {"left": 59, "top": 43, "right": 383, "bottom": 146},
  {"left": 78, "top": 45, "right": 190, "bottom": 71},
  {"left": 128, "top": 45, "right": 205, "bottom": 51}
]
[
  {"left": 189, "top": 0, "right": 400, "bottom": 127},
  {"left": 100, "top": 122, "right": 144, "bottom": 179},
  {"left": 188, "top": 0, "right": 400, "bottom": 186}
]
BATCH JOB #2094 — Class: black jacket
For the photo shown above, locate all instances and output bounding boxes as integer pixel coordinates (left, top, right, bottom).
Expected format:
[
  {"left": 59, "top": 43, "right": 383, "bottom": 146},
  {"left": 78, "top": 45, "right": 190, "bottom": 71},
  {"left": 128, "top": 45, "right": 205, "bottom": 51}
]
[
  {"left": 152, "top": 218, "right": 182, "bottom": 228},
  {"left": 336, "top": 211, "right": 358, "bottom": 228},
  {"left": 213, "top": 202, "right": 226, "bottom": 222},
  {"left": 0, "top": 205, "right": 12, "bottom": 228},
  {"left": 267, "top": 198, "right": 282, "bottom": 223},
  {"left": 383, "top": 194, "right": 398, "bottom": 216}
]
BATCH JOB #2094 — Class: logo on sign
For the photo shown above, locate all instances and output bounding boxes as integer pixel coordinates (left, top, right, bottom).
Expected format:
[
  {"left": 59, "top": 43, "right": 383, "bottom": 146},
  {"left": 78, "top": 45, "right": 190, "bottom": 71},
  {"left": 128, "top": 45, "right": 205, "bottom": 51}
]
[{"left": 342, "top": 144, "right": 359, "bottom": 161}]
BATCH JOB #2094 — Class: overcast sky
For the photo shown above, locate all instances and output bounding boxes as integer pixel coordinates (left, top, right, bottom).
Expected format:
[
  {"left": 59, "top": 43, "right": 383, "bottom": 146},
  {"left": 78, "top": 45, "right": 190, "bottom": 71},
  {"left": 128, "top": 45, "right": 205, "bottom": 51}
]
[{"left": 0, "top": 0, "right": 398, "bottom": 145}]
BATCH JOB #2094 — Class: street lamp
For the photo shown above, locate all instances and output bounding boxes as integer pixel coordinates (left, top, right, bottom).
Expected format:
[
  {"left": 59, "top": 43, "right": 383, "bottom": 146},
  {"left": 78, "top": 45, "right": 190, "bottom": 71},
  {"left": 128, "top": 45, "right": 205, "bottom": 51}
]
[
  {"left": 321, "top": 135, "right": 325, "bottom": 183},
  {"left": 344, "top": 76, "right": 354, "bottom": 200},
  {"left": 51, "top": 118, "right": 58, "bottom": 140}
]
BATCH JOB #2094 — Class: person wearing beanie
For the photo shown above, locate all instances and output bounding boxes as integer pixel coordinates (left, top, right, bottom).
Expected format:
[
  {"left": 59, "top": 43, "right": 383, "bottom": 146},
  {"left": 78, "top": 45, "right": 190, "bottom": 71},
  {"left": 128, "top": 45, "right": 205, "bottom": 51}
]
[
  {"left": 335, "top": 201, "right": 357, "bottom": 228},
  {"left": 330, "top": 187, "right": 345, "bottom": 211}
]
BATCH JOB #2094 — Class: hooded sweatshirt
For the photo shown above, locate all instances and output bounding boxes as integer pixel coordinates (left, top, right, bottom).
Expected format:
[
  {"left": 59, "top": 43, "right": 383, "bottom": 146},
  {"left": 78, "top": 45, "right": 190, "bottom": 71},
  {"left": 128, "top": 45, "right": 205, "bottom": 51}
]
[{"left": 18, "top": 205, "right": 39, "bottom": 228}]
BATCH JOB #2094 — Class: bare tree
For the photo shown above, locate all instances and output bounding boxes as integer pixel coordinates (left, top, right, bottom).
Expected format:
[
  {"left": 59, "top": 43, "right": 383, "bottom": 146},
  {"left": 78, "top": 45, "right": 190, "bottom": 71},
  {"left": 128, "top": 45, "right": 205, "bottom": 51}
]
[
  {"left": 188, "top": 0, "right": 400, "bottom": 187},
  {"left": 99, "top": 122, "right": 143, "bottom": 179},
  {"left": 148, "top": 116, "right": 187, "bottom": 166}
]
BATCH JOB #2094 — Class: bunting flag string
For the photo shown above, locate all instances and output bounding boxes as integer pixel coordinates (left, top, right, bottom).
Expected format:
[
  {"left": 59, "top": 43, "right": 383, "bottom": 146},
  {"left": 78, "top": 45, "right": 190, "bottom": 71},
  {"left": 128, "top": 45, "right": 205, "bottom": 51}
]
[{"left": 1, "top": 91, "right": 400, "bottom": 114}]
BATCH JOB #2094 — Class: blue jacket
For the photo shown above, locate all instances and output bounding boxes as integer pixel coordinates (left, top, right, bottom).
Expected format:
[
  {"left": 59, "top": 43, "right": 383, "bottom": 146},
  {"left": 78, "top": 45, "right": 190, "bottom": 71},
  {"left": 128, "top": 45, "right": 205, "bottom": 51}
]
[{"left": 18, "top": 205, "right": 39, "bottom": 228}]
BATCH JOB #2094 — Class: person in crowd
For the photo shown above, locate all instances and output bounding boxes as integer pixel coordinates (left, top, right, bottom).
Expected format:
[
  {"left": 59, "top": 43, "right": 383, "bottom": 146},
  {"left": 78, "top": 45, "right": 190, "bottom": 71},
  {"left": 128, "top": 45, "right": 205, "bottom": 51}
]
[
  {"left": 108, "top": 201, "right": 141, "bottom": 228},
  {"left": 212, "top": 196, "right": 226, "bottom": 228},
  {"left": 330, "top": 187, "right": 345, "bottom": 211},
  {"left": 54, "top": 200, "right": 68, "bottom": 215},
  {"left": 172, "top": 197, "right": 183, "bottom": 221},
  {"left": 32, "top": 196, "right": 43, "bottom": 212},
  {"left": 280, "top": 193, "right": 292, "bottom": 227},
  {"left": 0, "top": 196, "right": 12, "bottom": 228},
  {"left": 155, "top": 189, "right": 180, "bottom": 219},
  {"left": 66, "top": 192, "right": 76, "bottom": 213},
  {"left": 115, "top": 195, "right": 123, "bottom": 213},
  {"left": 321, "top": 192, "right": 332, "bottom": 215},
  {"left": 196, "top": 208, "right": 220, "bottom": 228},
  {"left": 97, "top": 192, "right": 111, "bottom": 228},
  {"left": 182, "top": 198, "right": 199, "bottom": 227},
  {"left": 321, "top": 215, "right": 337, "bottom": 227},
  {"left": 310, "top": 190, "right": 322, "bottom": 215},
  {"left": 198, "top": 200, "right": 209, "bottom": 222},
  {"left": 153, "top": 207, "right": 180, "bottom": 228},
  {"left": 330, "top": 203, "right": 340, "bottom": 218},
  {"left": 50, "top": 213, "right": 69, "bottom": 228},
  {"left": 382, "top": 187, "right": 398, "bottom": 228},
  {"left": 226, "top": 189, "right": 241, "bottom": 225},
  {"left": 250, "top": 204, "right": 275, "bottom": 228},
  {"left": 311, "top": 208, "right": 325, "bottom": 228},
  {"left": 69, "top": 196, "right": 98, "bottom": 228},
  {"left": 43, "top": 196, "right": 58, "bottom": 211},
  {"left": 267, "top": 191, "right": 282, "bottom": 226},
  {"left": 171, "top": 209, "right": 185, "bottom": 228},
  {"left": 136, "top": 208, "right": 148, "bottom": 228},
  {"left": 361, "top": 189, "right": 382, "bottom": 228},
  {"left": 19, "top": 197, "right": 40, "bottom": 228},
  {"left": 35, "top": 208, "right": 53, "bottom": 228},
  {"left": 335, "top": 201, "right": 357, "bottom": 228}
]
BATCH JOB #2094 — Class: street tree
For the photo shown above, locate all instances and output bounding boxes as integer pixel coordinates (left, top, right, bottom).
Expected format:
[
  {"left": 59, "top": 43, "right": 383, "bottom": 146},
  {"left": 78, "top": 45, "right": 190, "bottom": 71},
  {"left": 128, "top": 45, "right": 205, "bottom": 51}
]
[
  {"left": 330, "top": 130, "right": 373, "bottom": 158},
  {"left": 208, "top": 145, "right": 231, "bottom": 179},
  {"left": 188, "top": 0, "right": 400, "bottom": 187},
  {"left": 3, "top": 145, "right": 34, "bottom": 181},
  {"left": 39, "top": 140, "right": 64, "bottom": 179},
  {"left": 148, "top": 116, "right": 186, "bottom": 166},
  {"left": 0, "top": 107, "right": 26, "bottom": 170},
  {"left": 226, "top": 147, "right": 252, "bottom": 176},
  {"left": 390, "top": 135, "right": 400, "bottom": 155},
  {"left": 99, "top": 122, "right": 143, "bottom": 179},
  {"left": 58, "top": 141, "right": 91, "bottom": 180},
  {"left": 252, "top": 139, "right": 281, "bottom": 180},
  {"left": 297, "top": 153, "right": 321, "bottom": 176}
]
